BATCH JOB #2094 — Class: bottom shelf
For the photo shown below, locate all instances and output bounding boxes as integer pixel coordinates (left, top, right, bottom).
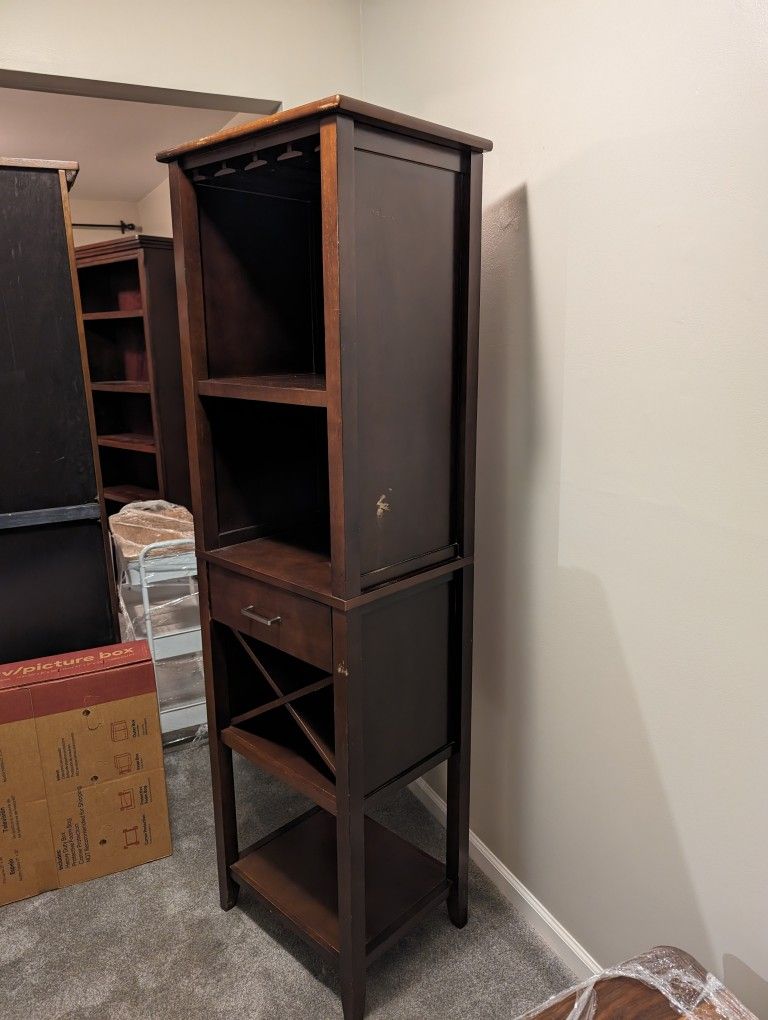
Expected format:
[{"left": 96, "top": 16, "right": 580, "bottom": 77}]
[
  {"left": 104, "top": 483, "right": 159, "bottom": 505},
  {"left": 232, "top": 808, "right": 449, "bottom": 964}
]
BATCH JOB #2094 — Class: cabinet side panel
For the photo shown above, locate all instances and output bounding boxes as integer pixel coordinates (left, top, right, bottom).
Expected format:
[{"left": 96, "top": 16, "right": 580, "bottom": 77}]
[
  {"left": 354, "top": 147, "right": 458, "bottom": 579},
  {"left": 0, "top": 168, "right": 97, "bottom": 512},
  {"left": 143, "top": 245, "right": 191, "bottom": 508},
  {"left": 361, "top": 579, "right": 451, "bottom": 793}
]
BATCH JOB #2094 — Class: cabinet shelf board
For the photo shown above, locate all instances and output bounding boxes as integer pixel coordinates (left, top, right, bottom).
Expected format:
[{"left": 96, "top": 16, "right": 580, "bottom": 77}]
[
  {"left": 82, "top": 309, "right": 144, "bottom": 320},
  {"left": 97, "top": 432, "right": 157, "bottom": 454},
  {"left": 91, "top": 380, "right": 151, "bottom": 394},
  {"left": 103, "top": 483, "right": 159, "bottom": 504},
  {"left": 204, "top": 537, "right": 332, "bottom": 601},
  {"left": 222, "top": 723, "right": 336, "bottom": 814},
  {"left": 231, "top": 809, "right": 448, "bottom": 962},
  {"left": 198, "top": 373, "right": 327, "bottom": 406}
]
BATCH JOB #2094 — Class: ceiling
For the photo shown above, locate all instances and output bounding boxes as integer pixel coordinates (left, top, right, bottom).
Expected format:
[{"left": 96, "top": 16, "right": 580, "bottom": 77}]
[{"left": 0, "top": 87, "right": 255, "bottom": 201}]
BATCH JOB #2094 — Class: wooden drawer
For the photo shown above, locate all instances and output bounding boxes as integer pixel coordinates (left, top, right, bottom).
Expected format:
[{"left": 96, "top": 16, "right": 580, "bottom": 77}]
[{"left": 207, "top": 564, "right": 332, "bottom": 672}]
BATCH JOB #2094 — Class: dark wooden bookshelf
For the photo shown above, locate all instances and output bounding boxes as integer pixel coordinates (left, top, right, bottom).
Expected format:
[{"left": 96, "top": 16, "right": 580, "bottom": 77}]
[
  {"left": 161, "top": 95, "right": 491, "bottom": 1020},
  {"left": 0, "top": 158, "right": 118, "bottom": 659},
  {"left": 76, "top": 234, "right": 191, "bottom": 510}
]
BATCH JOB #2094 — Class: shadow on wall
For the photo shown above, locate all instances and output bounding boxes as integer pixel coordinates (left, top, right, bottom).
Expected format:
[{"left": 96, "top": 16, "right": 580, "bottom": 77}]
[
  {"left": 723, "top": 956, "right": 768, "bottom": 1017},
  {"left": 467, "top": 182, "right": 723, "bottom": 987}
]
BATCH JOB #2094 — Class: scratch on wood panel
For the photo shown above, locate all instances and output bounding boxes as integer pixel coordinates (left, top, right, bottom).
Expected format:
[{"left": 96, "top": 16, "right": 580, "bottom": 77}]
[
  {"left": 376, "top": 491, "right": 392, "bottom": 518},
  {"left": 336, "top": 661, "right": 349, "bottom": 677}
]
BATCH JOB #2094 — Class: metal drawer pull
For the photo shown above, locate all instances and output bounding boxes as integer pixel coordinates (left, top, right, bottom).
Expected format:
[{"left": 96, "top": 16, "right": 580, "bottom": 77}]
[{"left": 241, "top": 606, "right": 282, "bottom": 627}]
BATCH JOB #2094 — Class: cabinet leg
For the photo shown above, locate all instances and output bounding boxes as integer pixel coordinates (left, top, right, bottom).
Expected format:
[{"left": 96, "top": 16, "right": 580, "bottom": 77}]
[
  {"left": 446, "top": 749, "right": 469, "bottom": 927},
  {"left": 339, "top": 963, "right": 366, "bottom": 1020},
  {"left": 334, "top": 609, "right": 367, "bottom": 1019},
  {"left": 211, "top": 737, "right": 239, "bottom": 910},
  {"left": 447, "top": 567, "right": 473, "bottom": 929}
]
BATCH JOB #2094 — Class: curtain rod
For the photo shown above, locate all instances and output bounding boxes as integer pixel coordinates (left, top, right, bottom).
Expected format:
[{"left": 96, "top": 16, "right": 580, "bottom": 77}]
[{"left": 72, "top": 219, "right": 136, "bottom": 233}]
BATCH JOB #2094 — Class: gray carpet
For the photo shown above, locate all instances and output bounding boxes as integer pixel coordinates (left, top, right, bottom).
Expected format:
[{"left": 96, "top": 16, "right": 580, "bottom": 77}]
[{"left": 1, "top": 743, "right": 573, "bottom": 1019}]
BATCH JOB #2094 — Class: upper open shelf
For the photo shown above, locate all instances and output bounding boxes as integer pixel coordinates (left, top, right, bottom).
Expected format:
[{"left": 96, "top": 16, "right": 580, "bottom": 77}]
[
  {"left": 195, "top": 132, "right": 324, "bottom": 394},
  {"left": 78, "top": 257, "right": 142, "bottom": 314}
]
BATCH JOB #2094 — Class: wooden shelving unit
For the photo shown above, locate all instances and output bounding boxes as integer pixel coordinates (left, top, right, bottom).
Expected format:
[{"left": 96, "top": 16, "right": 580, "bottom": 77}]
[
  {"left": 160, "top": 95, "right": 491, "bottom": 1020},
  {"left": 75, "top": 234, "right": 190, "bottom": 510}
]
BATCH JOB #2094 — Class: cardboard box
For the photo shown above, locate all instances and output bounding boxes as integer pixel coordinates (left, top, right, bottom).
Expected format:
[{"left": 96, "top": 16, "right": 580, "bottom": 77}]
[{"left": 0, "top": 641, "right": 172, "bottom": 906}]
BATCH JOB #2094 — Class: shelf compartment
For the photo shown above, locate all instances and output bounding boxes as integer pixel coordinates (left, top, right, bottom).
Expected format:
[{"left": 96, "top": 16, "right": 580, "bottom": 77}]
[
  {"left": 198, "top": 373, "right": 327, "bottom": 407},
  {"left": 91, "top": 380, "right": 151, "bottom": 394},
  {"left": 77, "top": 257, "right": 142, "bottom": 314},
  {"left": 230, "top": 630, "right": 335, "bottom": 771},
  {"left": 230, "top": 675, "right": 333, "bottom": 728},
  {"left": 103, "top": 483, "right": 159, "bottom": 505},
  {"left": 222, "top": 718, "right": 336, "bottom": 815},
  {"left": 231, "top": 808, "right": 449, "bottom": 963},
  {"left": 99, "top": 446, "right": 158, "bottom": 500},
  {"left": 82, "top": 309, "right": 144, "bottom": 321},
  {"left": 205, "top": 536, "right": 332, "bottom": 602},
  {"left": 84, "top": 316, "right": 148, "bottom": 384},
  {"left": 97, "top": 432, "right": 156, "bottom": 454},
  {"left": 198, "top": 177, "right": 324, "bottom": 380},
  {"left": 205, "top": 399, "right": 329, "bottom": 555},
  {"left": 93, "top": 389, "right": 154, "bottom": 441}
]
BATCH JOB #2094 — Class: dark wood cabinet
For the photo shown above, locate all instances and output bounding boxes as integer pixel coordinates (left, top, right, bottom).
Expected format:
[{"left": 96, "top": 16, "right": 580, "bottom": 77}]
[
  {"left": 76, "top": 234, "right": 191, "bottom": 509},
  {"left": 0, "top": 158, "right": 117, "bottom": 661},
  {"left": 160, "top": 95, "right": 491, "bottom": 1020}
]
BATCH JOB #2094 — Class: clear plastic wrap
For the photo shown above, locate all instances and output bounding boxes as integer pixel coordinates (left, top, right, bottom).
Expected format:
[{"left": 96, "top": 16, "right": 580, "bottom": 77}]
[
  {"left": 517, "top": 947, "right": 758, "bottom": 1020},
  {"left": 110, "top": 501, "right": 205, "bottom": 737}
]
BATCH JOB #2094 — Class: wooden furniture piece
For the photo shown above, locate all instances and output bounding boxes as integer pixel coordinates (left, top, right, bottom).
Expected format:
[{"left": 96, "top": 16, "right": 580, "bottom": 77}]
[
  {"left": 0, "top": 158, "right": 118, "bottom": 660},
  {"left": 159, "top": 95, "right": 492, "bottom": 1020},
  {"left": 520, "top": 946, "right": 757, "bottom": 1020},
  {"left": 76, "top": 234, "right": 191, "bottom": 510}
]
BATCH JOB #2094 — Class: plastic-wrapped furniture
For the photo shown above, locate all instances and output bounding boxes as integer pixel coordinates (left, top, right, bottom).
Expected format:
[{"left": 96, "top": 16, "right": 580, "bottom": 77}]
[
  {"left": 517, "top": 946, "right": 758, "bottom": 1020},
  {"left": 110, "top": 501, "right": 205, "bottom": 736}
]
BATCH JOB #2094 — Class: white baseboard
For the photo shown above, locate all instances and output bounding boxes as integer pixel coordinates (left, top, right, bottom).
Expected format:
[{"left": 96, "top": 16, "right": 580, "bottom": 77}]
[{"left": 409, "top": 777, "right": 602, "bottom": 981}]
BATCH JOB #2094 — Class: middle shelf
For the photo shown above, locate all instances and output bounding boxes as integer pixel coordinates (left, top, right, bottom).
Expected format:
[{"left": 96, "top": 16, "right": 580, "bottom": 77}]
[
  {"left": 97, "top": 432, "right": 157, "bottom": 454},
  {"left": 198, "top": 373, "right": 327, "bottom": 406}
]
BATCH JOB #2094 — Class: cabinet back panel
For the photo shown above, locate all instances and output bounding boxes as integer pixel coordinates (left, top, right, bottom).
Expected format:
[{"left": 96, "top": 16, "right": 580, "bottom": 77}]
[
  {"left": 361, "top": 579, "right": 451, "bottom": 793},
  {"left": 0, "top": 168, "right": 97, "bottom": 513},
  {"left": 353, "top": 149, "right": 458, "bottom": 578},
  {"left": 198, "top": 187, "right": 324, "bottom": 377}
]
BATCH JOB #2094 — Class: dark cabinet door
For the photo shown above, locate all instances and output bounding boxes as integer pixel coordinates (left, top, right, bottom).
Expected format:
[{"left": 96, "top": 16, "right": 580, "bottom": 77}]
[{"left": 0, "top": 167, "right": 97, "bottom": 514}]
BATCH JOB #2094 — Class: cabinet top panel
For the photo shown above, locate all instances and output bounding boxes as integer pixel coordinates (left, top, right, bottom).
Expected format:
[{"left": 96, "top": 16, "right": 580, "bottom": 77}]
[
  {"left": 0, "top": 156, "right": 78, "bottom": 188},
  {"left": 75, "top": 234, "right": 173, "bottom": 261},
  {"left": 156, "top": 94, "right": 493, "bottom": 164}
]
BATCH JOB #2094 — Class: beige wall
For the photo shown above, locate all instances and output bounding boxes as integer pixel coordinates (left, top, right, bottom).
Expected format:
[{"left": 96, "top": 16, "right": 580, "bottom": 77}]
[
  {"left": 0, "top": 0, "right": 362, "bottom": 107},
  {"left": 137, "top": 179, "right": 173, "bottom": 238},
  {"left": 4, "top": 0, "right": 767, "bottom": 1012},
  {"left": 362, "top": 1, "right": 768, "bottom": 1013}
]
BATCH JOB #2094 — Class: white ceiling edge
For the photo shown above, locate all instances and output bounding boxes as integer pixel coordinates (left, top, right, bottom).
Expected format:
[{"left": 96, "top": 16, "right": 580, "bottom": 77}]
[{"left": 0, "top": 72, "right": 279, "bottom": 203}]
